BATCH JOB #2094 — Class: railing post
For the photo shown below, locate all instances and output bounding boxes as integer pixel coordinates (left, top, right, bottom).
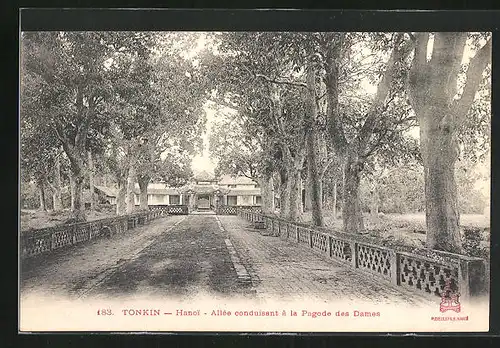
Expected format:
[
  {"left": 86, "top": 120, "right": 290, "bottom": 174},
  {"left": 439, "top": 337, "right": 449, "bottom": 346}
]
[
  {"left": 309, "top": 229, "right": 313, "bottom": 248},
  {"left": 458, "top": 257, "right": 486, "bottom": 301},
  {"left": 50, "top": 232, "right": 56, "bottom": 250},
  {"left": 296, "top": 225, "right": 299, "bottom": 243},
  {"left": 350, "top": 241, "right": 358, "bottom": 268},
  {"left": 327, "top": 236, "right": 332, "bottom": 257},
  {"left": 389, "top": 250, "right": 400, "bottom": 286}
]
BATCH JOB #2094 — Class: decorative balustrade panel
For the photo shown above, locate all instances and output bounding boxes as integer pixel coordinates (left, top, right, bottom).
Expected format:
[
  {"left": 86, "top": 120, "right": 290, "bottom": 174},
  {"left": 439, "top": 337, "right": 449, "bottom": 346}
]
[
  {"left": 75, "top": 225, "right": 90, "bottom": 243},
  {"left": 399, "top": 253, "right": 459, "bottom": 298},
  {"left": 22, "top": 232, "right": 52, "bottom": 257},
  {"left": 356, "top": 243, "right": 393, "bottom": 280},
  {"left": 21, "top": 211, "right": 162, "bottom": 259},
  {"left": 282, "top": 222, "right": 289, "bottom": 239},
  {"left": 311, "top": 231, "right": 328, "bottom": 253},
  {"left": 330, "top": 237, "right": 353, "bottom": 263},
  {"left": 217, "top": 205, "right": 237, "bottom": 215},
  {"left": 298, "top": 227, "right": 310, "bottom": 245},
  {"left": 119, "top": 218, "right": 129, "bottom": 233},
  {"left": 234, "top": 208, "right": 486, "bottom": 300},
  {"left": 52, "top": 226, "right": 74, "bottom": 249},
  {"left": 167, "top": 205, "right": 189, "bottom": 215},
  {"left": 89, "top": 222, "right": 101, "bottom": 238},
  {"left": 238, "top": 205, "right": 263, "bottom": 214}
]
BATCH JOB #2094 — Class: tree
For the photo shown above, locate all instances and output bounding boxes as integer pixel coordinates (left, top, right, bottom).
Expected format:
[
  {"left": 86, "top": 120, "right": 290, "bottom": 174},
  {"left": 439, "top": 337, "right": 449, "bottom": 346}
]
[
  {"left": 209, "top": 32, "right": 323, "bottom": 222},
  {"left": 21, "top": 32, "right": 130, "bottom": 221},
  {"left": 209, "top": 105, "right": 277, "bottom": 214},
  {"left": 323, "top": 32, "right": 415, "bottom": 233},
  {"left": 407, "top": 33, "right": 491, "bottom": 252},
  {"left": 130, "top": 34, "right": 207, "bottom": 210},
  {"left": 19, "top": 64, "right": 61, "bottom": 211}
]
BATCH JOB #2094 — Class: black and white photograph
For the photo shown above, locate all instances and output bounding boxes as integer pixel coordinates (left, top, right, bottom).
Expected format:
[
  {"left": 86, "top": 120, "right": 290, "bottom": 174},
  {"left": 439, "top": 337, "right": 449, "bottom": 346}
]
[{"left": 18, "top": 12, "right": 492, "bottom": 332}]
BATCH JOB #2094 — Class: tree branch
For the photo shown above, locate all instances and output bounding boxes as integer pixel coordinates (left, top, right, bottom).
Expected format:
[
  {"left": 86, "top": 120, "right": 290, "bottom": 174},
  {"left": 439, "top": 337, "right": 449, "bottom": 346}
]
[
  {"left": 407, "top": 32, "right": 430, "bottom": 115},
  {"left": 357, "top": 34, "right": 410, "bottom": 154},
  {"left": 254, "top": 73, "right": 307, "bottom": 89},
  {"left": 453, "top": 37, "right": 492, "bottom": 126}
]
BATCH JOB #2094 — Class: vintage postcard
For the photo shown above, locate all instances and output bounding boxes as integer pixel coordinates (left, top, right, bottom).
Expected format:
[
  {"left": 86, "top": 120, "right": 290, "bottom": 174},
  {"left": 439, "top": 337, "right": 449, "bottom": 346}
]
[{"left": 19, "top": 13, "right": 492, "bottom": 332}]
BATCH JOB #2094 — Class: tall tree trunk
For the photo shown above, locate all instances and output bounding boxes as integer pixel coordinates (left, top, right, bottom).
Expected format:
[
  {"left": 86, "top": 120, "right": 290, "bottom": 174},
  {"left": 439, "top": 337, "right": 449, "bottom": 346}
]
[
  {"left": 340, "top": 162, "right": 345, "bottom": 218},
  {"left": 332, "top": 177, "right": 337, "bottom": 221},
  {"left": 343, "top": 152, "right": 365, "bottom": 233},
  {"left": 406, "top": 33, "right": 491, "bottom": 252},
  {"left": 126, "top": 165, "right": 136, "bottom": 214},
  {"left": 305, "top": 61, "right": 325, "bottom": 227},
  {"left": 259, "top": 176, "right": 275, "bottom": 215},
  {"left": 87, "top": 151, "right": 96, "bottom": 210},
  {"left": 279, "top": 169, "right": 290, "bottom": 219},
  {"left": 116, "top": 177, "right": 127, "bottom": 216},
  {"left": 137, "top": 175, "right": 150, "bottom": 210},
  {"left": 69, "top": 172, "right": 75, "bottom": 211},
  {"left": 65, "top": 151, "right": 86, "bottom": 222},
  {"left": 369, "top": 180, "right": 379, "bottom": 217},
  {"left": 287, "top": 168, "right": 302, "bottom": 222},
  {"left": 304, "top": 169, "right": 312, "bottom": 211},
  {"left": 71, "top": 171, "right": 86, "bottom": 222},
  {"left": 56, "top": 87, "right": 93, "bottom": 222},
  {"left": 306, "top": 139, "right": 324, "bottom": 226},
  {"left": 37, "top": 179, "right": 47, "bottom": 211},
  {"left": 298, "top": 174, "right": 304, "bottom": 213},
  {"left": 419, "top": 113, "right": 461, "bottom": 252},
  {"left": 52, "top": 155, "right": 63, "bottom": 211}
]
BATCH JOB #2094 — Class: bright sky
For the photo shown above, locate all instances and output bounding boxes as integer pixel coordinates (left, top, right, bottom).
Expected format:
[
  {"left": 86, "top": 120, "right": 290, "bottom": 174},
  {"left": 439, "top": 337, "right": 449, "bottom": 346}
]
[{"left": 191, "top": 103, "right": 217, "bottom": 174}]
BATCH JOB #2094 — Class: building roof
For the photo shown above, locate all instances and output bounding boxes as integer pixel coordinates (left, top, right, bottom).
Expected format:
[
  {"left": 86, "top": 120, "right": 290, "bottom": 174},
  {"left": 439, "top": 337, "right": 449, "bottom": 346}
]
[
  {"left": 95, "top": 185, "right": 117, "bottom": 197},
  {"left": 226, "top": 189, "right": 261, "bottom": 196},
  {"left": 218, "top": 175, "right": 258, "bottom": 186},
  {"left": 179, "top": 184, "right": 219, "bottom": 195},
  {"left": 144, "top": 188, "right": 182, "bottom": 195},
  {"left": 95, "top": 185, "right": 180, "bottom": 197}
]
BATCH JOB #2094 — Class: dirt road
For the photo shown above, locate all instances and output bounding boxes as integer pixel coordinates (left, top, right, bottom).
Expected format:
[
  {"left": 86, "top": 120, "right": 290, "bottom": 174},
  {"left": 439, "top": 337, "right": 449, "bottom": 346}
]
[{"left": 20, "top": 215, "right": 250, "bottom": 301}]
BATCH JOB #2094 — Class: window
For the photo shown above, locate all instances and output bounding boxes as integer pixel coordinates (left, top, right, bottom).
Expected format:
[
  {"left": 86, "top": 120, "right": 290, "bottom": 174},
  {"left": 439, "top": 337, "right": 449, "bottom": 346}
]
[
  {"left": 255, "top": 196, "right": 262, "bottom": 205},
  {"left": 227, "top": 196, "right": 237, "bottom": 206},
  {"left": 169, "top": 195, "right": 180, "bottom": 205}
]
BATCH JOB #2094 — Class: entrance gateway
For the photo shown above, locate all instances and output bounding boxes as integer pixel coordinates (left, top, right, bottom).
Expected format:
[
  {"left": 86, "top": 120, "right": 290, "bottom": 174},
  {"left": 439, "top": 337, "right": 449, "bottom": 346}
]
[{"left": 197, "top": 195, "right": 210, "bottom": 210}]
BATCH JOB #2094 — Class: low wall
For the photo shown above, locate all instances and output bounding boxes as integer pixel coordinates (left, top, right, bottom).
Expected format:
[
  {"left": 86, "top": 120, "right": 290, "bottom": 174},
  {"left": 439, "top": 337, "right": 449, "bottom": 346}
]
[
  {"left": 149, "top": 204, "right": 189, "bottom": 215},
  {"left": 216, "top": 205, "right": 262, "bottom": 215},
  {"left": 20, "top": 210, "right": 163, "bottom": 260},
  {"left": 237, "top": 209, "right": 487, "bottom": 301}
]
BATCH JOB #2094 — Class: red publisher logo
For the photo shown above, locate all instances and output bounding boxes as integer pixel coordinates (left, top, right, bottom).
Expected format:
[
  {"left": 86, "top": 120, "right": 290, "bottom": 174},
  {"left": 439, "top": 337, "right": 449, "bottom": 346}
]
[{"left": 439, "top": 279, "right": 461, "bottom": 313}]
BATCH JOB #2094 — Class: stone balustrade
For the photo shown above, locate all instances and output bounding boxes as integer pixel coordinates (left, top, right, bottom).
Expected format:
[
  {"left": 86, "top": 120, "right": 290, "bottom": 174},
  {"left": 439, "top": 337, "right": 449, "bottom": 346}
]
[
  {"left": 149, "top": 204, "right": 189, "bottom": 215},
  {"left": 216, "top": 205, "right": 261, "bottom": 215},
  {"left": 236, "top": 208, "right": 487, "bottom": 301},
  {"left": 20, "top": 209, "right": 163, "bottom": 260}
]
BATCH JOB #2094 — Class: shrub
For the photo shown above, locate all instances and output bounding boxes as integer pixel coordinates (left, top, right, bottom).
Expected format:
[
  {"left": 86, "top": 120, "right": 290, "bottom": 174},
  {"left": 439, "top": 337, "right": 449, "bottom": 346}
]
[{"left": 462, "top": 227, "right": 489, "bottom": 259}]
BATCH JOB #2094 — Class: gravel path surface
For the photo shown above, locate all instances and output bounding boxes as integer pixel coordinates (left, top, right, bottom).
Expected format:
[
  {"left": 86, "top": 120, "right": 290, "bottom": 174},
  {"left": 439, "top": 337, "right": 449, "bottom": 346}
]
[
  {"left": 218, "top": 216, "right": 435, "bottom": 305},
  {"left": 20, "top": 214, "right": 434, "bottom": 306},
  {"left": 20, "top": 215, "right": 252, "bottom": 301}
]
